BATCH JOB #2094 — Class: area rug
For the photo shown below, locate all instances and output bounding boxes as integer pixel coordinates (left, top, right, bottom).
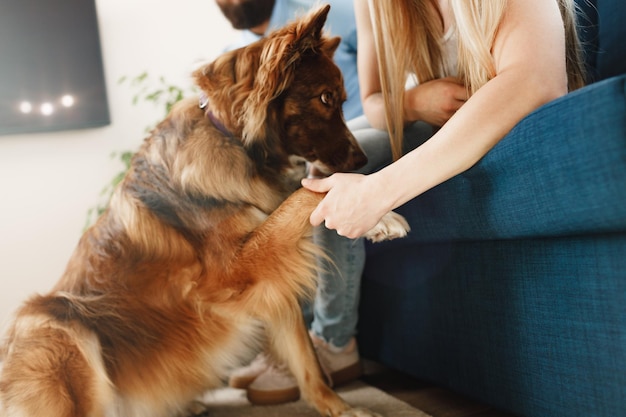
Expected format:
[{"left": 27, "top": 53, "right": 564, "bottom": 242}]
[{"left": 201, "top": 380, "right": 431, "bottom": 416}]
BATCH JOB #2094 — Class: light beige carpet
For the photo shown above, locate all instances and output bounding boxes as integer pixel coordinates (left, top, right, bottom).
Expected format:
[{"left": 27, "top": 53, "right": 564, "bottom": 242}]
[{"left": 200, "top": 380, "right": 431, "bottom": 416}]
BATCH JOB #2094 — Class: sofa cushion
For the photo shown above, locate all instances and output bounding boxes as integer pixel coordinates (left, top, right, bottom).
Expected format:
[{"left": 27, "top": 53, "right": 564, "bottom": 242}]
[{"left": 575, "top": 0, "right": 626, "bottom": 81}]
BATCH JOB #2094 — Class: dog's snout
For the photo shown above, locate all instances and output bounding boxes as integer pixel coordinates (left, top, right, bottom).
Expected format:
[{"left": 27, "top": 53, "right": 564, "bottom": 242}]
[
  {"left": 340, "top": 129, "right": 367, "bottom": 171},
  {"left": 346, "top": 146, "right": 368, "bottom": 171}
]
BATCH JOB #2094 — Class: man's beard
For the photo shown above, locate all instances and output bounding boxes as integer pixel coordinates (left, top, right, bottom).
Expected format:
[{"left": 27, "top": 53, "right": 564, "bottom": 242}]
[{"left": 217, "top": 0, "right": 276, "bottom": 30}]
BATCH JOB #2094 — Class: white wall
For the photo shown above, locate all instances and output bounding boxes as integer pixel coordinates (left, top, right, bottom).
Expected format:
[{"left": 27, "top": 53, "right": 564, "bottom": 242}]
[{"left": 0, "top": 0, "right": 237, "bottom": 330}]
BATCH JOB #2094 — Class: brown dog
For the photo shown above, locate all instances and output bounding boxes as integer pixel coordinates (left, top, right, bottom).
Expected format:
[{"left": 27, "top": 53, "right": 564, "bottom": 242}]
[{"left": 0, "top": 5, "right": 408, "bottom": 417}]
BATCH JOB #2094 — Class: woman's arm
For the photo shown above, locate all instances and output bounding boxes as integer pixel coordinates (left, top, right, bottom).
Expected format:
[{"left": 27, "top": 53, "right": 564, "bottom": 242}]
[
  {"left": 304, "top": 0, "right": 569, "bottom": 238},
  {"left": 354, "top": 0, "right": 385, "bottom": 128}
]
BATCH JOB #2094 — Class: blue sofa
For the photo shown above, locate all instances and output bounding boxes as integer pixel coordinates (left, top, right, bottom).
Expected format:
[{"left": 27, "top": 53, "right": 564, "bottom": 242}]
[{"left": 357, "top": 1, "right": 626, "bottom": 416}]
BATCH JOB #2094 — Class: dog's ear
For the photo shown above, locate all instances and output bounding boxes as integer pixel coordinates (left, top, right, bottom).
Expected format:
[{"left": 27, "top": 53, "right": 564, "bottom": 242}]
[
  {"left": 192, "top": 44, "right": 264, "bottom": 135},
  {"left": 323, "top": 36, "right": 341, "bottom": 59},
  {"left": 192, "top": 52, "right": 235, "bottom": 106},
  {"left": 241, "top": 4, "right": 332, "bottom": 149},
  {"left": 289, "top": 3, "right": 331, "bottom": 57}
]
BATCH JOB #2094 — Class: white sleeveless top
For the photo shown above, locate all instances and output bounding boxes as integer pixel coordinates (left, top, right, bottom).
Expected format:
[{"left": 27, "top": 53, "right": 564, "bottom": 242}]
[
  {"left": 441, "top": 25, "right": 458, "bottom": 77},
  {"left": 406, "top": 25, "right": 458, "bottom": 88}
]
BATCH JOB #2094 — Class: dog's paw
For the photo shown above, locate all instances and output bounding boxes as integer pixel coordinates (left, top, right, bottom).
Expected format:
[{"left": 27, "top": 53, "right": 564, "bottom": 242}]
[
  {"left": 339, "top": 407, "right": 383, "bottom": 417},
  {"left": 363, "top": 211, "right": 410, "bottom": 243}
]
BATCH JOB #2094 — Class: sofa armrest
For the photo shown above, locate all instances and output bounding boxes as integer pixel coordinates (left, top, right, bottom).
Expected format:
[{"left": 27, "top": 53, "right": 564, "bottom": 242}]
[{"left": 370, "top": 74, "right": 626, "bottom": 250}]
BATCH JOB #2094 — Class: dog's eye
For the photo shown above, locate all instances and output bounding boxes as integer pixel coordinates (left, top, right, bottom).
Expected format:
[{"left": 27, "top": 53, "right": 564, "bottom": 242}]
[{"left": 320, "top": 92, "right": 333, "bottom": 106}]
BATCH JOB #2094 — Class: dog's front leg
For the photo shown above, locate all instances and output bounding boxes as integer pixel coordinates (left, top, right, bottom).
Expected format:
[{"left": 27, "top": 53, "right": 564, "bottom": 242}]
[
  {"left": 265, "top": 311, "right": 382, "bottom": 417},
  {"left": 265, "top": 308, "right": 353, "bottom": 417},
  {"left": 236, "top": 188, "right": 381, "bottom": 416}
]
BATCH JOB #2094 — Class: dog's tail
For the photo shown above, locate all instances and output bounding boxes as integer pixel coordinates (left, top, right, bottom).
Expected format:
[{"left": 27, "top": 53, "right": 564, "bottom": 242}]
[{"left": 0, "top": 294, "right": 113, "bottom": 417}]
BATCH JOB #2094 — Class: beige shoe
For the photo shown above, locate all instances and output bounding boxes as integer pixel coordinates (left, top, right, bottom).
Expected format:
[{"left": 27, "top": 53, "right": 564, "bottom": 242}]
[
  {"left": 310, "top": 332, "right": 363, "bottom": 387},
  {"left": 246, "top": 361, "right": 300, "bottom": 405},
  {"left": 246, "top": 333, "right": 362, "bottom": 405},
  {"left": 228, "top": 352, "right": 272, "bottom": 389}
]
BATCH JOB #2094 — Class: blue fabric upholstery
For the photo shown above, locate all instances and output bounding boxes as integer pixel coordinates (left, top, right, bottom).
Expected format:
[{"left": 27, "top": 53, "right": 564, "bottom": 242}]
[
  {"left": 357, "top": 1, "right": 626, "bottom": 416},
  {"left": 363, "top": 76, "right": 626, "bottom": 247},
  {"left": 360, "top": 235, "right": 626, "bottom": 417},
  {"left": 594, "top": 0, "right": 626, "bottom": 79},
  {"left": 577, "top": 0, "right": 626, "bottom": 81}
]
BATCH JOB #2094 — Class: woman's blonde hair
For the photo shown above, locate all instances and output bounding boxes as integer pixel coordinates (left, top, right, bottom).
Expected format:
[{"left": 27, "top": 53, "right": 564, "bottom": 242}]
[{"left": 368, "top": 0, "right": 587, "bottom": 160}]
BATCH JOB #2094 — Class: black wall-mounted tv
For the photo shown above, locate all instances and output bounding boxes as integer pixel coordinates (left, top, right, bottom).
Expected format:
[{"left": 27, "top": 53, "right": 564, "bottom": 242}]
[{"left": 0, "top": 0, "right": 110, "bottom": 136}]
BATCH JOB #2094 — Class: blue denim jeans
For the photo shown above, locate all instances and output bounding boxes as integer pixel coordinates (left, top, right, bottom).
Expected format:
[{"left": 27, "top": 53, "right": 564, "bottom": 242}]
[{"left": 305, "top": 116, "right": 435, "bottom": 348}]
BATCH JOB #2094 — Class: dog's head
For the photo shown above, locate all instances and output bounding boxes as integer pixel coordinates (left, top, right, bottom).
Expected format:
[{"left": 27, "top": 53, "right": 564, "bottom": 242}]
[{"left": 193, "top": 4, "right": 367, "bottom": 174}]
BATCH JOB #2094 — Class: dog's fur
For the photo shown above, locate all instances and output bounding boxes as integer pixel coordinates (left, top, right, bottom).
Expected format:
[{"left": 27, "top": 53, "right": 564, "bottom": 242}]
[{"left": 0, "top": 6, "right": 408, "bottom": 417}]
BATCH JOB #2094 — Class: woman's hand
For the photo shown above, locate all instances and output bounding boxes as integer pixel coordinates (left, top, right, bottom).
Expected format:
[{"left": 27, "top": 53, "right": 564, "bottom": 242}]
[
  {"left": 404, "top": 77, "right": 467, "bottom": 126},
  {"left": 301, "top": 173, "right": 391, "bottom": 239}
]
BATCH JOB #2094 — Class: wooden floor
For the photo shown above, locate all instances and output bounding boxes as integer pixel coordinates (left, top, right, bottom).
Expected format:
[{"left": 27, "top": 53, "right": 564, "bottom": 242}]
[{"left": 360, "top": 360, "right": 516, "bottom": 417}]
